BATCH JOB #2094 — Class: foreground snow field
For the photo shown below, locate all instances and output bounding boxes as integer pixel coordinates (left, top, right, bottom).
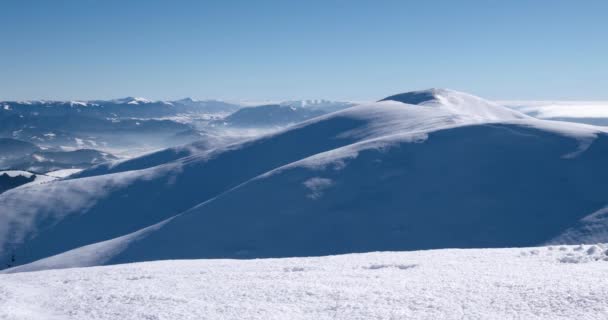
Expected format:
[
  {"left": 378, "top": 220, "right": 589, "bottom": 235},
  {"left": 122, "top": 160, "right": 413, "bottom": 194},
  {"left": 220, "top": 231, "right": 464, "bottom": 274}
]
[{"left": 2, "top": 244, "right": 608, "bottom": 320}]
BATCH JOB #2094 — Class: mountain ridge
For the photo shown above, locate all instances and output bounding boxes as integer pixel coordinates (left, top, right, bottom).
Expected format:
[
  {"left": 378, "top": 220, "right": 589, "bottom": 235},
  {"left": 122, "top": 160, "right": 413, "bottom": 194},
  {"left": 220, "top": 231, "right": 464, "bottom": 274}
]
[{"left": 1, "top": 89, "right": 607, "bottom": 272}]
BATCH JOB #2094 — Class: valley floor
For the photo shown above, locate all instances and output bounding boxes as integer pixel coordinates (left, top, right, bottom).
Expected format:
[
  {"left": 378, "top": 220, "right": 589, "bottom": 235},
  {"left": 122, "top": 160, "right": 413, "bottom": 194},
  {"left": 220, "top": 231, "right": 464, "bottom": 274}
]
[{"left": 1, "top": 244, "right": 608, "bottom": 320}]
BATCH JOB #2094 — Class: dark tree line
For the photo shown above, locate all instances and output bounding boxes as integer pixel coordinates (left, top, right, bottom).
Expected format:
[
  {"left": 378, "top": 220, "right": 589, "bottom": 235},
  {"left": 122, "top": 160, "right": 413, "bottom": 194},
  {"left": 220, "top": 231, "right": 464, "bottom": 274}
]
[{"left": 0, "top": 172, "right": 36, "bottom": 194}]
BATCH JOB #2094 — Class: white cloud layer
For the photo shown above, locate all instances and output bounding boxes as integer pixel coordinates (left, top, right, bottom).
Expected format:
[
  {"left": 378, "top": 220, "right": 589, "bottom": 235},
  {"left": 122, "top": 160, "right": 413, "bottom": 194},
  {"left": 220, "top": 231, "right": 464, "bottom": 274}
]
[{"left": 502, "top": 101, "right": 608, "bottom": 119}]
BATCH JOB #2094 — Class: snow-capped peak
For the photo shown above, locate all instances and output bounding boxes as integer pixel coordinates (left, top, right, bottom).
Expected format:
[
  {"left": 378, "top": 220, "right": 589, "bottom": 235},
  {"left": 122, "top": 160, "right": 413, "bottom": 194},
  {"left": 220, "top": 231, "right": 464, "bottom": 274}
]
[
  {"left": 128, "top": 97, "right": 152, "bottom": 105},
  {"left": 380, "top": 88, "right": 453, "bottom": 105},
  {"left": 380, "top": 88, "right": 529, "bottom": 121},
  {"left": 68, "top": 101, "right": 88, "bottom": 107},
  {"left": 112, "top": 97, "right": 153, "bottom": 105}
]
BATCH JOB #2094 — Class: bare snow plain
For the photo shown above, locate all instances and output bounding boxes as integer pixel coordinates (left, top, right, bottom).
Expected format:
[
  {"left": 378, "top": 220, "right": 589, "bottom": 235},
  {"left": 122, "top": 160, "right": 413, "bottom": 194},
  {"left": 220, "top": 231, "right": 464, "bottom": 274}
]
[{"left": 2, "top": 244, "right": 608, "bottom": 320}]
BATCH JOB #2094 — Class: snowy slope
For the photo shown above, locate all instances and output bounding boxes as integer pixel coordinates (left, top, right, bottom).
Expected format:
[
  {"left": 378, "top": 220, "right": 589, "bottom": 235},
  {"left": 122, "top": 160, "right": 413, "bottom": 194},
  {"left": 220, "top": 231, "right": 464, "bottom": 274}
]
[
  {"left": 1, "top": 89, "right": 607, "bottom": 271},
  {"left": 71, "top": 129, "right": 260, "bottom": 178},
  {"left": 45, "top": 121, "right": 608, "bottom": 267},
  {"left": 2, "top": 244, "right": 608, "bottom": 320}
]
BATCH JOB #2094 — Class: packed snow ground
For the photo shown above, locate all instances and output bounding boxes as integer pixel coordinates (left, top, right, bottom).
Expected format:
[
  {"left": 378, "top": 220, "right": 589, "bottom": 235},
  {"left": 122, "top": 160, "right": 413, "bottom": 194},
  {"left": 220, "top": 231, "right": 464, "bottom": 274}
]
[{"left": 2, "top": 244, "right": 608, "bottom": 320}]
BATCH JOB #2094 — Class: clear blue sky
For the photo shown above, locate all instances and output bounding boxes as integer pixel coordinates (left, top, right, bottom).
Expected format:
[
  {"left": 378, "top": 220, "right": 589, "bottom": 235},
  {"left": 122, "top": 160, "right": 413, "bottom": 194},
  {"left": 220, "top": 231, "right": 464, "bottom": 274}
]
[{"left": 1, "top": 0, "right": 607, "bottom": 101}]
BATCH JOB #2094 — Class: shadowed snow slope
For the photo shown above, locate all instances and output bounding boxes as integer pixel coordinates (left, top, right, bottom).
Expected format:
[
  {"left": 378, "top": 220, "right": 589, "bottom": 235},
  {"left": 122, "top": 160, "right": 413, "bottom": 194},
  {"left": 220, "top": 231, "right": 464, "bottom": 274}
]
[
  {"left": 1, "top": 89, "right": 607, "bottom": 271},
  {"left": 2, "top": 244, "right": 608, "bottom": 320}
]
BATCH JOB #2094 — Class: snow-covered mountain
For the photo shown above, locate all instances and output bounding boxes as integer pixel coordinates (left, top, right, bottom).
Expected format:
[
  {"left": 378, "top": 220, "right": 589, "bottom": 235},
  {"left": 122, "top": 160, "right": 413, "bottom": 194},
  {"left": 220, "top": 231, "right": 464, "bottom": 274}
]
[
  {"left": 169, "top": 98, "right": 242, "bottom": 114},
  {"left": 216, "top": 104, "right": 327, "bottom": 128},
  {"left": 381, "top": 88, "right": 528, "bottom": 121},
  {"left": 2, "top": 244, "right": 607, "bottom": 319},
  {"left": 0, "top": 98, "right": 241, "bottom": 118},
  {"left": 1, "top": 89, "right": 607, "bottom": 271}
]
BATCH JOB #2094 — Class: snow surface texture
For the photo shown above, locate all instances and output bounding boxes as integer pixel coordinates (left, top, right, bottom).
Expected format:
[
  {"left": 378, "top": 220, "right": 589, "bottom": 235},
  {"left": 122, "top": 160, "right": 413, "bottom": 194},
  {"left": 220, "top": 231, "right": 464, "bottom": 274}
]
[
  {"left": 2, "top": 89, "right": 608, "bottom": 271},
  {"left": 2, "top": 245, "right": 608, "bottom": 320}
]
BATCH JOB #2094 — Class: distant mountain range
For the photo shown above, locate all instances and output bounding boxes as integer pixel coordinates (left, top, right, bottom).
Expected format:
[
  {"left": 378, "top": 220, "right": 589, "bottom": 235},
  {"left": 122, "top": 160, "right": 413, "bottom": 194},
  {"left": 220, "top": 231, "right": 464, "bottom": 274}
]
[
  {"left": 0, "top": 137, "right": 116, "bottom": 172},
  {"left": 0, "top": 98, "right": 355, "bottom": 154},
  {"left": 216, "top": 105, "right": 327, "bottom": 128},
  {"left": 0, "top": 98, "right": 355, "bottom": 118}
]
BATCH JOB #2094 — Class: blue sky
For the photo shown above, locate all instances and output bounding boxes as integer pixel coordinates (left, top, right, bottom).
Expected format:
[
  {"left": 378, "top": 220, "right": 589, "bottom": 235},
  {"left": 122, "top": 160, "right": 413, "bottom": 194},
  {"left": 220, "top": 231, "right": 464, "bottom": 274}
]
[{"left": 1, "top": 0, "right": 607, "bottom": 101}]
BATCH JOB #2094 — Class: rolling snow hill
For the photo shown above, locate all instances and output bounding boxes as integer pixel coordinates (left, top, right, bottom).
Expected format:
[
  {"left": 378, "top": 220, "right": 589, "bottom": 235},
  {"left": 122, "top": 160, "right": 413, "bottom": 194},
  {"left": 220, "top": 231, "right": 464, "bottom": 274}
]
[
  {"left": 0, "top": 98, "right": 240, "bottom": 119},
  {"left": 1, "top": 89, "right": 607, "bottom": 271},
  {"left": 2, "top": 244, "right": 608, "bottom": 320}
]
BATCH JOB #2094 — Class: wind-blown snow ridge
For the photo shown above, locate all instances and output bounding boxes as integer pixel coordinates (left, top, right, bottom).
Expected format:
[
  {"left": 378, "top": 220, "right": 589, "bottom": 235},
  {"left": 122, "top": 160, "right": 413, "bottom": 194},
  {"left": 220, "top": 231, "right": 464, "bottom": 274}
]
[{"left": 381, "top": 88, "right": 530, "bottom": 121}]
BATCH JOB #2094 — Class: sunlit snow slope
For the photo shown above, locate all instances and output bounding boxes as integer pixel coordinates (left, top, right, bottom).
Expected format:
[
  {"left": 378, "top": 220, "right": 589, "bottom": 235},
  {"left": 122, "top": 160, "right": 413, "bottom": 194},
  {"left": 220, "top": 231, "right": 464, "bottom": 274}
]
[
  {"left": 1, "top": 89, "right": 607, "bottom": 271},
  {"left": 2, "top": 244, "right": 608, "bottom": 320}
]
